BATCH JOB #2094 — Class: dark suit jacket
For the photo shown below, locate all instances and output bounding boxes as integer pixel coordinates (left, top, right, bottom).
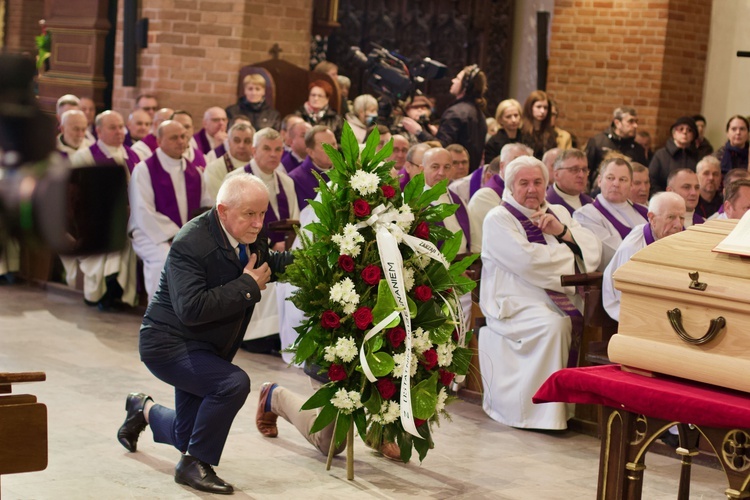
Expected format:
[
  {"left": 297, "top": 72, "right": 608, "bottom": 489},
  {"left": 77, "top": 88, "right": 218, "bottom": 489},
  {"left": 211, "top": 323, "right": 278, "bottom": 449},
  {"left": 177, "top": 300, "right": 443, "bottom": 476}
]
[{"left": 139, "top": 207, "right": 291, "bottom": 362}]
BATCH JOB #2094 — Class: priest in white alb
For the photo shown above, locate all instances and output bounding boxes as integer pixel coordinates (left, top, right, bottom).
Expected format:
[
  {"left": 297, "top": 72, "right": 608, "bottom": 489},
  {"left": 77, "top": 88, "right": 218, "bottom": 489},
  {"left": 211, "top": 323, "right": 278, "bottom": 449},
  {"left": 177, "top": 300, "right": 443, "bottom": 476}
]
[{"left": 479, "top": 155, "right": 601, "bottom": 430}]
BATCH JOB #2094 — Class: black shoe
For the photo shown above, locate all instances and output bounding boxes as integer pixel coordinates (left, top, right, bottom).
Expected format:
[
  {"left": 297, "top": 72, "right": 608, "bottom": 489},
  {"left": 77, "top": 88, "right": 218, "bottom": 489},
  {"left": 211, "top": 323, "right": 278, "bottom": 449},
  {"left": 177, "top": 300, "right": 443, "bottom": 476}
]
[
  {"left": 174, "top": 455, "right": 234, "bottom": 495},
  {"left": 117, "top": 392, "right": 152, "bottom": 452},
  {"left": 659, "top": 430, "right": 680, "bottom": 449}
]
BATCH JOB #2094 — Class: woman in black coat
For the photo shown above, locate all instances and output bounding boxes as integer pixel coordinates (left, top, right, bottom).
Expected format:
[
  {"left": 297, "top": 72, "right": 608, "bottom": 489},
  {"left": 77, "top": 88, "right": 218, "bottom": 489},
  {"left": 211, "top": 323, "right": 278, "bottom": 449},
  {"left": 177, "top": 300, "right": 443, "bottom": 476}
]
[
  {"left": 712, "top": 115, "right": 749, "bottom": 174},
  {"left": 226, "top": 73, "right": 281, "bottom": 131}
]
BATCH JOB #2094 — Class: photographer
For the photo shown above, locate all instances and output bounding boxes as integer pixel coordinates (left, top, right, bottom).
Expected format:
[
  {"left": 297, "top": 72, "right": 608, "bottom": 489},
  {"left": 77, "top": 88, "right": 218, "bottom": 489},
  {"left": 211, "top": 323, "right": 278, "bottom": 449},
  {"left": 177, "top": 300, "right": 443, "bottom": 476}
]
[{"left": 402, "top": 65, "right": 488, "bottom": 172}]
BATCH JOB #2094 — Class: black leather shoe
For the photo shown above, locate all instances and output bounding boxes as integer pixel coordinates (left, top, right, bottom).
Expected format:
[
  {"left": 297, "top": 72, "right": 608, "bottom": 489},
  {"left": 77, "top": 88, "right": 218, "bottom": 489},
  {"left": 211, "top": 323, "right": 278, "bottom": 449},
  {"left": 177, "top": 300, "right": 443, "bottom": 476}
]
[
  {"left": 117, "top": 392, "right": 152, "bottom": 452},
  {"left": 175, "top": 455, "right": 234, "bottom": 495}
]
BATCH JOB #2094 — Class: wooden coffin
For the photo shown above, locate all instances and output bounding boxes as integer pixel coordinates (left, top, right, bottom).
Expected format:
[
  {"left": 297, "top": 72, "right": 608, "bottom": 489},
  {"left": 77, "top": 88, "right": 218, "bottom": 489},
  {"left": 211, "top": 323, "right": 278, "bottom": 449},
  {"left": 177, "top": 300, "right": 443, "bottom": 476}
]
[{"left": 608, "top": 219, "right": 750, "bottom": 392}]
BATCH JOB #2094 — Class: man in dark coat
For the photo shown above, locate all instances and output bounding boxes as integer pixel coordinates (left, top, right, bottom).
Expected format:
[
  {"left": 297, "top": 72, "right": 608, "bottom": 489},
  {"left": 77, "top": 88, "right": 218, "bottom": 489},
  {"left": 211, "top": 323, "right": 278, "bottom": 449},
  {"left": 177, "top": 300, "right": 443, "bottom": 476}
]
[
  {"left": 117, "top": 174, "right": 291, "bottom": 494},
  {"left": 585, "top": 106, "right": 648, "bottom": 187},
  {"left": 648, "top": 116, "right": 700, "bottom": 194}
]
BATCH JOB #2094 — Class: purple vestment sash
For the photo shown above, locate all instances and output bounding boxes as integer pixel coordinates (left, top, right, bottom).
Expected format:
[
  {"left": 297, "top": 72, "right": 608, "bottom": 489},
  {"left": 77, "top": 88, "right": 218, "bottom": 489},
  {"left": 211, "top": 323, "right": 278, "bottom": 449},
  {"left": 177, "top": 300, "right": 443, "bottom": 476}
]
[
  {"left": 692, "top": 211, "right": 705, "bottom": 225},
  {"left": 288, "top": 156, "right": 329, "bottom": 210},
  {"left": 89, "top": 142, "right": 140, "bottom": 173},
  {"left": 398, "top": 167, "right": 411, "bottom": 191},
  {"left": 434, "top": 189, "right": 471, "bottom": 250},
  {"left": 142, "top": 134, "right": 158, "bottom": 153},
  {"left": 223, "top": 153, "right": 236, "bottom": 173},
  {"left": 483, "top": 174, "right": 505, "bottom": 198},
  {"left": 145, "top": 153, "right": 202, "bottom": 228},
  {"left": 502, "top": 201, "right": 583, "bottom": 368},
  {"left": 124, "top": 132, "right": 133, "bottom": 148},
  {"left": 643, "top": 223, "right": 655, "bottom": 245},
  {"left": 193, "top": 129, "right": 211, "bottom": 154},
  {"left": 281, "top": 150, "right": 302, "bottom": 172},
  {"left": 592, "top": 198, "right": 647, "bottom": 239},
  {"left": 213, "top": 143, "right": 226, "bottom": 159},
  {"left": 545, "top": 185, "right": 594, "bottom": 215},
  {"left": 189, "top": 147, "right": 206, "bottom": 170},
  {"left": 243, "top": 165, "right": 290, "bottom": 244},
  {"left": 469, "top": 167, "right": 484, "bottom": 198}
]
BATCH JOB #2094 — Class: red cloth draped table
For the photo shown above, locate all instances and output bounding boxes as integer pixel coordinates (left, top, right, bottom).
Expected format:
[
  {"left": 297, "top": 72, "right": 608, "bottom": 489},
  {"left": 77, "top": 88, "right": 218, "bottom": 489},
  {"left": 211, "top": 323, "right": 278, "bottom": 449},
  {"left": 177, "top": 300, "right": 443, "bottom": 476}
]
[{"left": 533, "top": 365, "right": 750, "bottom": 500}]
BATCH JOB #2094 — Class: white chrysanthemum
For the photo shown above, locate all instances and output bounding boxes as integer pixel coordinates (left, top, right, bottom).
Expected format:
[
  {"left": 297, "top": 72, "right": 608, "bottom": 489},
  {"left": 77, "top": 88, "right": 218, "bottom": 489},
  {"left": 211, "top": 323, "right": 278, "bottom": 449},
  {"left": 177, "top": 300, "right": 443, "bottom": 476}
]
[
  {"left": 323, "top": 345, "right": 337, "bottom": 363},
  {"left": 329, "top": 277, "right": 360, "bottom": 308},
  {"left": 396, "top": 206, "right": 414, "bottom": 232},
  {"left": 415, "top": 253, "right": 431, "bottom": 269},
  {"left": 437, "top": 342, "right": 455, "bottom": 367},
  {"left": 436, "top": 387, "right": 448, "bottom": 413},
  {"left": 372, "top": 400, "right": 401, "bottom": 424},
  {"left": 343, "top": 302, "right": 356, "bottom": 315},
  {"left": 403, "top": 266, "right": 415, "bottom": 292},
  {"left": 412, "top": 327, "right": 432, "bottom": 354},
  {"left": 392, "top": 352, "right": 418, "bottom": 378},
  {"left": 331, "top": 388, "right": 355, "bottom": 412},
  {"left": 332, "top": 224, "right": 365, "bottom": 257},
  {"left": 350, "top": 170, "right": 380, "bottom": 196},
  {"left": 335, "top": 336, "right": 358, "bottom": 363}
]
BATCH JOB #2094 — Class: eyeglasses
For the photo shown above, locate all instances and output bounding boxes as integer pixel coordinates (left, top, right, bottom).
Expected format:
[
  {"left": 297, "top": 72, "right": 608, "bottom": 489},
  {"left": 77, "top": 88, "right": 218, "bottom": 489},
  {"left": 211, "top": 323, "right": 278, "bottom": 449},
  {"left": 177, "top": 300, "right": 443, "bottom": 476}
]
[
  {"left": 557, "top": 167, "right": 589, "bottom": 175},
  {"left": 140, "top": 106, "right": 158, "bottom": 111}
]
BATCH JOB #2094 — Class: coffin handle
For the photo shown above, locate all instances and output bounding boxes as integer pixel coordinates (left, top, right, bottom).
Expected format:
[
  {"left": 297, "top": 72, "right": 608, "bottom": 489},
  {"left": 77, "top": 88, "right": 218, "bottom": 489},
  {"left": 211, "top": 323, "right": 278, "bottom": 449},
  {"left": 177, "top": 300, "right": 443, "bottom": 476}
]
[{"left": 667, "top": 308, "right": 726, "bottom": 345}]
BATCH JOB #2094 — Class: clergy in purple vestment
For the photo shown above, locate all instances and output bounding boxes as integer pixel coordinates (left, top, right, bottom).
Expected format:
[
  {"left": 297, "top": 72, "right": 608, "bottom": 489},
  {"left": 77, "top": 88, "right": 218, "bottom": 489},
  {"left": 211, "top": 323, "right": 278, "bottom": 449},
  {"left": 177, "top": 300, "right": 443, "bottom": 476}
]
[
  {"left": 546, "top": 148, "right": 593, "bottom": 215},
  {"left": 398, "top": 143, "right": 431, "bottom": 192},
  {"left": 127, "top": 109, "right": 153, "bottom": 146},
  {"left": 57, "top": 109, "right": 90, "bottom": 158},
  {"left": 665, "top": 168, "right": 704, "bottom": 227},
  {"left": 387, "top": 134, "right": 409, "bottom": 178},
  {"left": 171, "top": 110, "right": 207, "bottom": 171},
  {"left": 280, "top": 121, "right": 311, "bottom": 172},
  {"left": 131, "top": 108, "right": 174, "bottom": 161},
  {"left": 193, "top": 107, "right": 228, "bottom": 154},
  {"left": 288, "top": 125, "right": 337, "bottom": 210}
]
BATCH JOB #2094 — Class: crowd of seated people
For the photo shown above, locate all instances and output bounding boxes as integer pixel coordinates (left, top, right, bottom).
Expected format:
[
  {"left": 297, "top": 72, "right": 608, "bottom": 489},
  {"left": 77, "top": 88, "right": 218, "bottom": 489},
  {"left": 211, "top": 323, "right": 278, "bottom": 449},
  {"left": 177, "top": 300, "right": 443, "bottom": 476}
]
[{"left": 7, "top": 61, "right": 750, "bottom": 438}]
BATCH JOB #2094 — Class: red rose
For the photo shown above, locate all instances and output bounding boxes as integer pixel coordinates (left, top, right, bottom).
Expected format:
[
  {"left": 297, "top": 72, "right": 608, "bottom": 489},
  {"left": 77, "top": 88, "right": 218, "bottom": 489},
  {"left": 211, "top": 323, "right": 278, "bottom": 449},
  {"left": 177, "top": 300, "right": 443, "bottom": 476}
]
[
  {"left": 353, "top": 199, "right": 371, "bottom": 217},
  {"left": 353, "top": 306, "right": 373, "bottom": 330},
  {"left": 413, "top": 221, "right": 430, "bottom": 239},
  {"left": 414, "top": 418, "right": 427, "bottom": 427},
  {"left": 376, "top": 378, "right": 397, "bottom": 400},
  {"left": 328, "top": 363, "right": 347, "bottom": 381},
  {"left": 320, "top": 310, "right": 341, "bottom": 329},
  {"left": 387, "top": 326, "right": 406, "bottom": 348},
  {"left": 414, "top": 285, "right": 432, "bottom": 302},
  {"left": 439, "top": 368, "right": 455, "bottom": 386},
  {"left": 338, "top": 254, "right": 355, "bottom": 273},
  {"left": 381, "top": 185, "right": 396, "bottom": 199},
  {"left": 360, "top": 265, "right": 381, "bottom": 286},
  {"left": 421, "top": 348, "right": 438, "bottom": 370}
]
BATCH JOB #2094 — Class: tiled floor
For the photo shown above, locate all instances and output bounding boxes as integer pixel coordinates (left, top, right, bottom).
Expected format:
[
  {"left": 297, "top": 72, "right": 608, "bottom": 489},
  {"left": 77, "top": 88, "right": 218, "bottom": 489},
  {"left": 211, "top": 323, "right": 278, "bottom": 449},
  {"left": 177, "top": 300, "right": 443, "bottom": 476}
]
[{"left": 0, "top": 284, "right": 728, "bottom": 499}]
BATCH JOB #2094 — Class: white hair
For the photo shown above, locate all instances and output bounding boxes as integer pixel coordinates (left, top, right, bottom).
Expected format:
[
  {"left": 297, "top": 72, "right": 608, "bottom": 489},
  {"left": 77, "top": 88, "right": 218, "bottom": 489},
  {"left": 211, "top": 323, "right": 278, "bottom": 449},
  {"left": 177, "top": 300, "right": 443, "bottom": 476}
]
[
  {"left": 696, "top": 155, "right": 720, "bottom": 174},
  {"left": 499, "top": 142, "right": 532, "bottom": 164},
  {"left": 217, "top": 173, "right": 268, "bottom": 207},
  {"left": 504, "top": 156, "right": 548, "bottom": 193},
  {"left": 352, "top": 94, "right": 377, "bottom": 115},
  {"left": 648, "top": 191, "right": 684, "bottom": 216},
  {"left": 56, "top": 94, "right": 80, "bottom": 113},
  {"left": 61, "top": 109, "right": 86, "bottom": 127},
  {"left": 253, "top": 127, "right": 281, "bottom": 147}
]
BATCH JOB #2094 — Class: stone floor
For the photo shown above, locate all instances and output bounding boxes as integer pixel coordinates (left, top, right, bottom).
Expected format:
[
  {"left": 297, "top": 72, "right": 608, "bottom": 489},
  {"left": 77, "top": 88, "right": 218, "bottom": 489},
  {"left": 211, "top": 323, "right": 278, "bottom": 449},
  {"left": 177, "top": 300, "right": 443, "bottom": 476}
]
[{"left": 0, "top": 284, "right": 728, "bottom": 499}]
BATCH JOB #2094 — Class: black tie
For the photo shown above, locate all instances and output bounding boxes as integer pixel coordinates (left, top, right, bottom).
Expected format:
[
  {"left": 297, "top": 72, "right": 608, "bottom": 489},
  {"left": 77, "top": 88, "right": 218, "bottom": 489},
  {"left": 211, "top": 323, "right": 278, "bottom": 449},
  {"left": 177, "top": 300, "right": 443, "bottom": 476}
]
[{"left": 238, "top": 244, "right": 248, "bottom": 268}]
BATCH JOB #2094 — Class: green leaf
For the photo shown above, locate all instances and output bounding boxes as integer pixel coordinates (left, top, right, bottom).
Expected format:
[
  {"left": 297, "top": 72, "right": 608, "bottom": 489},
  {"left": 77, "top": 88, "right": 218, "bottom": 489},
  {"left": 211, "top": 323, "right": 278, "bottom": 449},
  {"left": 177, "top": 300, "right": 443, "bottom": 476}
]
[
  {"left": 396, "top": 431, "right": 413, "bottom": 463},
  {"left": 371, "top": 279, "right": 400, "bottom": 327},
  {"left": 411, "top": 371, "right": 438, "bottom": 420},
  {"left": 303, "top": 222, "right": 329, "bottom": 238},
  {"left": 414, "top": 299, "right": 447, "bottom": 331},
  {"left": 361, "top": 125, "right": 380, "bottom": 164},
  {"left": 421, "top": 203, "right": 458, "bottom": 222},
  {"left": 450, "top": 252, "right": 481, "bottom": 275},
  {"left": 339, "top": 122, "right": 360, "bottom": 169},
  {"left": 301, "top": 384, "right": 338, "bottom": 410},
  {"left": 294, "top": 334, "right": 317, "bottom": 364},
  {"left": 429, "top": 317, "right": 454, "bottom": 345},
  {"left": 413, "top": 426, "right": 432, "bottom": 462},
  {"left": 363, "top": 386, "right": 382, "bottom": 414},
  {"left": 309, "top": 403, "right": 338, "bottom": 434},
  {"left": 353, "top": 409, "right": 368, "bottom": 442},
  {"left": 449, "top": 346, "right": 473, "bottom": 376},
  {"left": 403, "top": 173, "right": 425, "bottom": 204},
  {"left": 439, "top": 230, "right": 463, "bottom": 263},
  {"left": 449, "top": 274, "right": 477, "bottom": 295},
  {"left": 407, "top": 296, "right": 417, "bottom": 318},
  {"left": 334, "top": 412, "right": 352, "bottom": 447},
  {"left": 371, "top": 335, "right": 384, "bottom": 352},
  {"left": 370, "top": 137, "right": 394, "bottom": 167},
  {"left": 322, "top": 143, "right": 348, "bottom": 174},
  {"left": 366, "top": 351, "right": 395, "bottom": 378},
  {"left": 417, "top": 179, "right": 448, "bottom": 208}
]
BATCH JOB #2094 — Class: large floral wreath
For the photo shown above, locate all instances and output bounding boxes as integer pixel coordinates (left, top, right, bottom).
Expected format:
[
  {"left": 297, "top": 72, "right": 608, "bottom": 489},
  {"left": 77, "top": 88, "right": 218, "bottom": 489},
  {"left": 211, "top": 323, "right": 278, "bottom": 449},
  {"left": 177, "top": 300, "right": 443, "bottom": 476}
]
[{"left": 282, "top": 122, "right": 478, "bottom": 464}]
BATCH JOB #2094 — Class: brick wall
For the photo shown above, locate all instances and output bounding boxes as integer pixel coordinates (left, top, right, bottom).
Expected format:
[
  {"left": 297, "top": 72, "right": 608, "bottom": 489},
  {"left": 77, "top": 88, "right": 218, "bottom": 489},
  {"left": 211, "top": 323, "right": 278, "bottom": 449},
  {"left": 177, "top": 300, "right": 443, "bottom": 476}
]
[
  {"left": 4, "top": 0, "right": 45, "bottom": 54},
  {"left": 111, "top": 0, "right": 313, "bottom": 120},
  {"left": 546, "top": 0, "right": 711, "bottom": 150}
]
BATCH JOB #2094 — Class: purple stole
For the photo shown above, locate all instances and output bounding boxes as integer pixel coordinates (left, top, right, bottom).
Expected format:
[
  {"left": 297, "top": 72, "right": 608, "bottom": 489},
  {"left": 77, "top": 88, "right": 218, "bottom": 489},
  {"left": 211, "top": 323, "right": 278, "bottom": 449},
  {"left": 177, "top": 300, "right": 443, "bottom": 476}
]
[
  {"left": 281, "top": 150, "right": 302, "bottom": 172},
  {"left": 142, "top": 133, "right": 158, "bottom": 153},
  {"left": 545, "top": 185, "right": 594, "bottom": 215},
  {"left": 502, "top": 201, "right": 583, "bottom": 368},
  {"left": 89, "top": 142, "right": 140, "bottom": 173},
  {"left": 243, "top": 165, "right": 290, "bottom": 245},
  {"left": 398, "top": 167, "right": 411, "bottom": 191},
  {"left": 124, "top": 132, "right": 133, "bottom": 147},
  {"left": 692, "top": 212, "right": 705, "bottom": 225},
  {"left": 193, "top": 129, "right": 211, "bottom": 154},
  {"left": 213, "top": 143, "right": 226, "bottom": 160},
  {"left": 469, "top": 167, "right": 484, "bottom": 198},
  {"left": 288, "top": 156, "right": 329, "bottom": 210},
  {"left": 145, "top": 153, "right": 202, "bottom": 228},
  {"left": 434, "top": 189, "right": 471, "bottom": 251},
  {"left": 483, "top": 174, "right": 505, "bottom": 198},
  {"left": 592, "top": 198, "right": 648, "bottom": 239},
  {"left": 189, "top": 147, "right": 206, "bottom": 170},
  {"left": 643, "top": 223, "right": 655, "bottom": 246}
]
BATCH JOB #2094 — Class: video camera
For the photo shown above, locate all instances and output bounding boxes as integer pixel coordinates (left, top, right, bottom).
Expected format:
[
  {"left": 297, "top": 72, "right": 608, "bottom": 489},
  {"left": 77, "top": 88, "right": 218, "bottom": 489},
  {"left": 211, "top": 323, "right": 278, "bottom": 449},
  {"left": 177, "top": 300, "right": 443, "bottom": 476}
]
[
  {"left": 0, "top": 54, "right": 128, "bottom": 257},
  {"left": 349, "top": 44, "right": 447, "bottom": 104}
]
